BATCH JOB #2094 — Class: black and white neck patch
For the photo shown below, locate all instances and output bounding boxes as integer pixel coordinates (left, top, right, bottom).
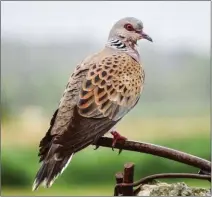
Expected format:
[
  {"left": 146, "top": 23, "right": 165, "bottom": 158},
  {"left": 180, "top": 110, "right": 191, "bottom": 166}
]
[{"left": 108, "top": 39, "right": 127, "bottom": 50}]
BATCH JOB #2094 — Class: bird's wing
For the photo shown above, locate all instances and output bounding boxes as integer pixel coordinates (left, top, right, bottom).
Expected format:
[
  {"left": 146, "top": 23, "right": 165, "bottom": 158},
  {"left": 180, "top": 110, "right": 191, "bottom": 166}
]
[
  {"left": 38, "top": 49, "right": 144, "bottom": 160},
  {"left": 77, "top": 50, "right": 144, "bottom": 121},
  {"left": 38, "top": 52, "right": 99, "bottom": 161}
]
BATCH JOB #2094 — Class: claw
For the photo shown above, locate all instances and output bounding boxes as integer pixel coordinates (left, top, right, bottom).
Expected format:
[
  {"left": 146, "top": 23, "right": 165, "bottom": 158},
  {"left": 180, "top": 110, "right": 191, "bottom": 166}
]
[
  {"left": 118, "top": 149, "right": 123, "bottom": 155},
  {"left": 93, "top": 145, "right": 100, "bottom": 150},
  {"left": 112, "top": 138, "right": 117, "bottom": 151}
]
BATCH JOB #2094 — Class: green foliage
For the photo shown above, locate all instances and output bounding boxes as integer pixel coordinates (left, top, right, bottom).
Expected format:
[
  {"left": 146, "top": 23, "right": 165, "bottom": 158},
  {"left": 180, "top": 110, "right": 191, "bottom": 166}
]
[
  {"left": 1, "top": 138, "right": 210, "bottom": 188},
  {"left": 1, "top": 157, "right": 30, "bottom": 187}
]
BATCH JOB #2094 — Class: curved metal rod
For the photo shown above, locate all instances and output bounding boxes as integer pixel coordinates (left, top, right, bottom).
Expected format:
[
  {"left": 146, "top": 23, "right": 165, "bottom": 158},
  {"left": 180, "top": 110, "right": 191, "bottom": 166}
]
[
  {"left": 93, "top": 137, "right": 211, "bottom": 172},
  {"left": 122, "top": 173, "right": 211, "bottom": 188}
]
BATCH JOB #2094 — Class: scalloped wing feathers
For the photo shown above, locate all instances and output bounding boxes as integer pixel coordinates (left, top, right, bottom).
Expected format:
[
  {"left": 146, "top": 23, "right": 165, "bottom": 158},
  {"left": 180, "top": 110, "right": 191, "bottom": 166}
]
[{"left": 78, "top": 50, "right": 144, "bottom": 121}]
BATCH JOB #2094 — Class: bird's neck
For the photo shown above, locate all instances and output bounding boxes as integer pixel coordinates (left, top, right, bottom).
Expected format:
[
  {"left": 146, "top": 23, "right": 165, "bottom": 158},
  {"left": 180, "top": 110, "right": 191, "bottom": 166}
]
[{"left": 106, "top": 37, "right": 141, "bottom": 63}]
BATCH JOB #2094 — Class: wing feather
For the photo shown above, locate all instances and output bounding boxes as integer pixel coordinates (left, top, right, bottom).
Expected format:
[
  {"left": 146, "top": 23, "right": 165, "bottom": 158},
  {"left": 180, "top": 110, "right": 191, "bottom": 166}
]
[{"left": 78, "top": 52, "right": 144, "bottom": 121}]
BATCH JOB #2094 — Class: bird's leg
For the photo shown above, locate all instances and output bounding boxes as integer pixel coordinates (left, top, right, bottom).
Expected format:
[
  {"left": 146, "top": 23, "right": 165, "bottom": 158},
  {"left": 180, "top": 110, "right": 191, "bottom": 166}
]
[{"left": 110, "top": 130, "right": 127, "bottom": 154}]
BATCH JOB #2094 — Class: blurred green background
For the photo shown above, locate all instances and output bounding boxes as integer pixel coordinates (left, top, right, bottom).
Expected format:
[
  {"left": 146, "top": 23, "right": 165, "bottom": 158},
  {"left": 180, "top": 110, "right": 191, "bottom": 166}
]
[{"left": 1, "top": 1, "right": 210, "bottom": 196}]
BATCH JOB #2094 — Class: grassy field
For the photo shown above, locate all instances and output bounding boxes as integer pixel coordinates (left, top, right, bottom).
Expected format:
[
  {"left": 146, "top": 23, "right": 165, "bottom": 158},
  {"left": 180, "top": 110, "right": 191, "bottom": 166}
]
[{"left": 1, "top": 185, "right": 113, "bottom": 196}]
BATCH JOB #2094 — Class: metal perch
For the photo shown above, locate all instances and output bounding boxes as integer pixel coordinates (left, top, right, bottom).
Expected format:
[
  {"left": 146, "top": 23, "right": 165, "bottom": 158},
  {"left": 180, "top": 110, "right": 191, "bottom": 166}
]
[{"left": 93, "top": 137, "right": 211, "bottom": 173}]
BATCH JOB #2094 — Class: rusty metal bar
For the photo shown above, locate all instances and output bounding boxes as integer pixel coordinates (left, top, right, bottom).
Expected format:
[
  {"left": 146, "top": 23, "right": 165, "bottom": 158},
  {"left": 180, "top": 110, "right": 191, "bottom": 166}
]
[
  {"left": 122, "top": 162, "right": 134, "bottom": 196},
  {"left": 128, "top": 172, "right": 211, "bottom": 187},
  {"left": 114, "top": 172, "right": 124, "bottom": 196},
  {"left": 114, "top": 172, "right": 210, "bottom": 195},
  {"left": 93, "top": 137, "right": 211, "bottom": 173},
  {"left": 113, "top": 161, "right": 211, "bottom": 196}
]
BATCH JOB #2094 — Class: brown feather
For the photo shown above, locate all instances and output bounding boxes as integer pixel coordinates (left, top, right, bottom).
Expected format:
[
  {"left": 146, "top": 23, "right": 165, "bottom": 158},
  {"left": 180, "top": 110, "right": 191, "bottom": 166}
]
[{"left": 53, "top": 106, "right": 118, "bottom": 154}]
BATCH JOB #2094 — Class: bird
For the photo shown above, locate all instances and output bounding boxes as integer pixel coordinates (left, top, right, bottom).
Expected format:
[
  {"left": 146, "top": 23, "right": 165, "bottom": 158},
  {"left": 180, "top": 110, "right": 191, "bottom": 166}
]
[{"left": 32, "top": 17, "right": 153, "bottom": 191}]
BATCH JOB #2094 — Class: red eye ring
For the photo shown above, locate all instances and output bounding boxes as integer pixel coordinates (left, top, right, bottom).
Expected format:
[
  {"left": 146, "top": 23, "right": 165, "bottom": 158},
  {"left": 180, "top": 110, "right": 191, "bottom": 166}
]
[{"left": 124, "top": 23, "right": 134, "bottom": 31}]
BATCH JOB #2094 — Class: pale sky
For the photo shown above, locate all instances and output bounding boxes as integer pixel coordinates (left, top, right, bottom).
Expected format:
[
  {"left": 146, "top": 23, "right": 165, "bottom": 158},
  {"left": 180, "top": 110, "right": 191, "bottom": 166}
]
[{"left": 1, "top": 1, "right": 210, "bottom": 52}]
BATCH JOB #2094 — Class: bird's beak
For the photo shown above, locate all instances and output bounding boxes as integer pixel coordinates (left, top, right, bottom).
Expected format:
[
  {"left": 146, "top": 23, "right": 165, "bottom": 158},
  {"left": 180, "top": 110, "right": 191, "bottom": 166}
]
[{"left": 140, "top": 32, "right": 153, "bottom": 42}]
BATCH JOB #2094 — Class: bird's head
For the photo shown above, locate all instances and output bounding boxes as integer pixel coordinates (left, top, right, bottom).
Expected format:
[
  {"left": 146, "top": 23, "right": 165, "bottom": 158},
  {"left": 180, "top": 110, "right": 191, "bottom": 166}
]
[{"left": 108, "top": 17, "right": 153, "bottom": 45}]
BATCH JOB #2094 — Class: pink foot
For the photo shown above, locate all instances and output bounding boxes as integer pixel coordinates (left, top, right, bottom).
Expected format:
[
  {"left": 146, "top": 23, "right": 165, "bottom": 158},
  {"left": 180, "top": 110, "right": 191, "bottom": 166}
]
[{"left": 110, "top": 131, "right": 127, "bottom": 154}]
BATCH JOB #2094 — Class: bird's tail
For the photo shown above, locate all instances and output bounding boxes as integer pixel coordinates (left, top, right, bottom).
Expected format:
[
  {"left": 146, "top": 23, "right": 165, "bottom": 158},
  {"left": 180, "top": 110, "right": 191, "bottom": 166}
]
[{"left": 32, "top": 153, "right": 74, "bottom": 191}]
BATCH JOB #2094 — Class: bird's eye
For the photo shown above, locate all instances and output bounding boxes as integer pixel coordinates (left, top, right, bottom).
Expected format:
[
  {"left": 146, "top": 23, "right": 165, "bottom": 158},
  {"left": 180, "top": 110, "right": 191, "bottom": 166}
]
[{"left": 124, "top": 24, "right": 134, "bottom": 31}]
